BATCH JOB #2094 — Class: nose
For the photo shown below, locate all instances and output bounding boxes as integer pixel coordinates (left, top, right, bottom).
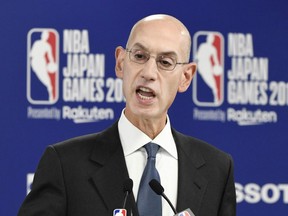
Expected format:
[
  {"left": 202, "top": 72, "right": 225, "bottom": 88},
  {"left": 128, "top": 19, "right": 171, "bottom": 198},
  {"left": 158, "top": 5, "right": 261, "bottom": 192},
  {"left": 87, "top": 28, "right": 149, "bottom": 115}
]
[{"left": 140, "top": 56, "right": 158, "bottom": 81}]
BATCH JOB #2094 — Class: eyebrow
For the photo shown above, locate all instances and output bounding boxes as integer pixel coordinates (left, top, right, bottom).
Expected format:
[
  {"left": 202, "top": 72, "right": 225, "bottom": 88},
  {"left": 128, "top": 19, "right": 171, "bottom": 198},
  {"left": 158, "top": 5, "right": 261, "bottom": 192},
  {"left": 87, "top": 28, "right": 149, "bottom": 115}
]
[{"left": 131, "top": 43, "right": 178, "bottom": 58}]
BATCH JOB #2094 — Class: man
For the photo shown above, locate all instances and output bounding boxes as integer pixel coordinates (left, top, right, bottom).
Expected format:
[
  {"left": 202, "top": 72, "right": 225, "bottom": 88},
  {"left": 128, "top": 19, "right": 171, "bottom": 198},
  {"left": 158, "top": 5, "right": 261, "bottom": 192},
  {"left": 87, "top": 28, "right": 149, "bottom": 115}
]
[{"left": 18, "top": 14, "right": 236, "bottom": 216}]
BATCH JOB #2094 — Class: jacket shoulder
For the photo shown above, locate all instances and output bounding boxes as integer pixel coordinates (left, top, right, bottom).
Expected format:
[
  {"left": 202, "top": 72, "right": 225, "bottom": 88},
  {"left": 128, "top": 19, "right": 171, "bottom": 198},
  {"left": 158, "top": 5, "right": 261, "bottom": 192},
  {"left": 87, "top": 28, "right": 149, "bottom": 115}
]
[
  {"left": 172, "top": 128, "right": 233, "bottom": 163},
  {"left": 50, "top": 121, "right": 119, "bottom": 157}
]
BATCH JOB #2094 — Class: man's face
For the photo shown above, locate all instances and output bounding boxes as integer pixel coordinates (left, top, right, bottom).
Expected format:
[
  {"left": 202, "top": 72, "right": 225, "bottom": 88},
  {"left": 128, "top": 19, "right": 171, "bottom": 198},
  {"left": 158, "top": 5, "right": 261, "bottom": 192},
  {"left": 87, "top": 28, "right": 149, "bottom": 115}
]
[{"left": 115, "top": 19, "right": 194, "bottom": 123}]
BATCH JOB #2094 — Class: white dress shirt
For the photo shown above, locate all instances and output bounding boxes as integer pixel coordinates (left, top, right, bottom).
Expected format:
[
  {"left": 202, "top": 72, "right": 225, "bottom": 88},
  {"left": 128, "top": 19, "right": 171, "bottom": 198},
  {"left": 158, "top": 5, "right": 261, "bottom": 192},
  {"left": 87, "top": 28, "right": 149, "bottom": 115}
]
[{"left": 118, "top": 110, "right": 178, "bottom": 216}]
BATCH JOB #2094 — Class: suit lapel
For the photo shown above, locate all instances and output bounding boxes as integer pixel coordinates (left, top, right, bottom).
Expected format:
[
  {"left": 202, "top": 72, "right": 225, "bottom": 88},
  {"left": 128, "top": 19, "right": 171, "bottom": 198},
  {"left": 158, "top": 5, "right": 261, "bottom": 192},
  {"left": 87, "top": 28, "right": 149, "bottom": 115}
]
[
  {"left": 87, "top": 123, "right": 206, "bottom": 215},
  {"left": 89, "top": 122, "right": 137, "bottom": 215},
  {"left": 172, "top": 129, "right": 208, "bottom": 215}
]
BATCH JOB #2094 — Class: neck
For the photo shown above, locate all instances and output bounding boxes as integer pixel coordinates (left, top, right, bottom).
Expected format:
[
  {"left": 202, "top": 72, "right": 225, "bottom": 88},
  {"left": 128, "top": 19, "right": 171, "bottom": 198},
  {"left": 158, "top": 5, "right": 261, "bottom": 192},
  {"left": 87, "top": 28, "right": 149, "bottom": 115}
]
[{"left": 124, "top": 110, "right": 167, "bottom": 139}]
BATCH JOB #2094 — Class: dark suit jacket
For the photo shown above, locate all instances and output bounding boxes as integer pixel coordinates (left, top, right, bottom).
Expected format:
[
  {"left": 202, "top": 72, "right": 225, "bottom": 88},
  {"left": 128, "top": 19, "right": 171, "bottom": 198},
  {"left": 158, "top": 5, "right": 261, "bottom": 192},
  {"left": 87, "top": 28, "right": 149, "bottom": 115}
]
[{"left": 18, "top": 121, "right": 236, "bottom": 216}]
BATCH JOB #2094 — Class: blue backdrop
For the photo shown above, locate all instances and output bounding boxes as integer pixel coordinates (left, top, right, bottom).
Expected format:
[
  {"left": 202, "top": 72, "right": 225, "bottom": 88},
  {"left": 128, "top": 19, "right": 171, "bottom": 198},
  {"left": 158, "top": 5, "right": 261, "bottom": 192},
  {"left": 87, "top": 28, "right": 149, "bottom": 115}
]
[{"left": 1, "top": 0, "right": 288, "bottom": 215}]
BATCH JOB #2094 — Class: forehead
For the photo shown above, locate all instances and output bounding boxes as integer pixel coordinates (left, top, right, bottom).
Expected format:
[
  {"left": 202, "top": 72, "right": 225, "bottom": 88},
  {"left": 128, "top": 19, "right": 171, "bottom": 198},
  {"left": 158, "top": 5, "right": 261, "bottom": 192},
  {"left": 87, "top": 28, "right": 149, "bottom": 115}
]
[{"left": 128, "top": 20, "right": 188, "bottom": 56}]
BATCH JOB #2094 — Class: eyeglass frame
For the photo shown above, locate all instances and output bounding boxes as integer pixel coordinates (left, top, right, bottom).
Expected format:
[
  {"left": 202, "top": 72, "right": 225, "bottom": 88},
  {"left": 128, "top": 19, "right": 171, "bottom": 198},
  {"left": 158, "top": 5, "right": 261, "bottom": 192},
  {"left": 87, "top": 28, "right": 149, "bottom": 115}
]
[{"left": 125, "top": 47, "right": 190, "bottom": 71}]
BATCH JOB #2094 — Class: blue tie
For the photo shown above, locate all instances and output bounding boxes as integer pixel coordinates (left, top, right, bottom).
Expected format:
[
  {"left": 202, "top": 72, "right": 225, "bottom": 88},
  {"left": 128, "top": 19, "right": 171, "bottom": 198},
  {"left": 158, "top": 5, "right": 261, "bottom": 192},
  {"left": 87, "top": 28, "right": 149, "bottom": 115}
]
[{"left": 137, "top": 143, "right": 162, "bottom": 216}]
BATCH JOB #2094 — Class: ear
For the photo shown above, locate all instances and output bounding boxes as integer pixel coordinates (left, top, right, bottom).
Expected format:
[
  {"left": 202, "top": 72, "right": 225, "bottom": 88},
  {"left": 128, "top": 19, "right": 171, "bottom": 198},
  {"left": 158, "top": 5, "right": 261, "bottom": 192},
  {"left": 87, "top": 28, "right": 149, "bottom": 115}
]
[
  {"left": 115, "top": 46, "right": 125, "bottom": 79},
  {"left": 178, "top": 63, "right": 197, "bottom": 92}
]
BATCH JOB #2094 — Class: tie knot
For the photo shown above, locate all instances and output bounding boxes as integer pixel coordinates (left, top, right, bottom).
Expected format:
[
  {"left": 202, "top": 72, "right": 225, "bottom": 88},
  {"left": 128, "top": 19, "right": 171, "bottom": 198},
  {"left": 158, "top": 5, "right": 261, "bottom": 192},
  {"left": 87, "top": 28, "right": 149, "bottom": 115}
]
[{"left": 144, "top": 142, "right": 160, "bottom": 158}]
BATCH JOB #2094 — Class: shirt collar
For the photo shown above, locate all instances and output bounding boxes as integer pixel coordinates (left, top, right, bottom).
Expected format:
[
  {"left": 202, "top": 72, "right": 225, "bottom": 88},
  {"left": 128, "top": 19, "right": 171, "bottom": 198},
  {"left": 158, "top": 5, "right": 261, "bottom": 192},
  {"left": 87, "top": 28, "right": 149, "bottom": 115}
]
[{"left": 118, "top": 109, "right": 178, "bottom": 159}]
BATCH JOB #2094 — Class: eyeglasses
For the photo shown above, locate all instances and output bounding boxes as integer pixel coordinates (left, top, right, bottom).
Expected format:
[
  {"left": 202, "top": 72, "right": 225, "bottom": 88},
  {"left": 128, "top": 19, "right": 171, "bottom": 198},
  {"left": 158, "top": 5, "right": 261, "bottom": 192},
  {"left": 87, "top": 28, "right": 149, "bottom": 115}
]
[{"left": 126, "top": 48, "right": 189, "bottom": 71}]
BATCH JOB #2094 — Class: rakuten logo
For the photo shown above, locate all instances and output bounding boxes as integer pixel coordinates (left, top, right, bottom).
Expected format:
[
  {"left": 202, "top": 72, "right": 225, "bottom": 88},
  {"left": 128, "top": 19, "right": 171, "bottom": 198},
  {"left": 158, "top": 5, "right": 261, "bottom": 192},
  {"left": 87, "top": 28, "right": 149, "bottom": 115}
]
[{"left": 236, "top": 182, "right": 288, "bottom": 204}]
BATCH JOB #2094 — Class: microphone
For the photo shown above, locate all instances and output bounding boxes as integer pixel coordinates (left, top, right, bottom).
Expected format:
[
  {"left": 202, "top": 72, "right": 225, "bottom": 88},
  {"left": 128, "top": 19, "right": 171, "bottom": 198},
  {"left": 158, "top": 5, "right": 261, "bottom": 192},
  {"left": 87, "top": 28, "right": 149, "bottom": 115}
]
[
  {"left": 123, "top": 178, "right": 133, "bottom": 208},
  {"left": 149, "top": 179, "right": 195, "bottom": 216},
  {"left": 113, "top": 178, "right": 133, "bottom": 216},
  {"left": 149, "top": 179, "right": 177, "bottom": 214}
]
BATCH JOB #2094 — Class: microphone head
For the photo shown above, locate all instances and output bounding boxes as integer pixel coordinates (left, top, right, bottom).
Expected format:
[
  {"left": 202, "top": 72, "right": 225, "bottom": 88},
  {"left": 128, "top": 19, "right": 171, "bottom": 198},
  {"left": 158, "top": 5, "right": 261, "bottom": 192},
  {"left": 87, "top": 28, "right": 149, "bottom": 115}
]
[
  {"left": 149, "top": 179, "right": 164, "bottom": 195},
  {"left": 123, "top": 178, "right": 133, "bottom": 193}
]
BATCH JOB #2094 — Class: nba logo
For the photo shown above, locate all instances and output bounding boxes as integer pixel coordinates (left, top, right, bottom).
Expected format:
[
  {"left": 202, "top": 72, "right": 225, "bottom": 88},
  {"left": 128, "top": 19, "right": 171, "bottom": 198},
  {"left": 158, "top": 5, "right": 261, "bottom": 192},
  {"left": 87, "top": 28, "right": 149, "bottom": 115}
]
[
  {"left": 113, "top": 209, "right": 127, "bottom": 216},
  {"left": 27, "top": 28, "right": 59, "bottom": 104},
  {"left": 193, "top": 31, "right": 224, "bottom": 107}
]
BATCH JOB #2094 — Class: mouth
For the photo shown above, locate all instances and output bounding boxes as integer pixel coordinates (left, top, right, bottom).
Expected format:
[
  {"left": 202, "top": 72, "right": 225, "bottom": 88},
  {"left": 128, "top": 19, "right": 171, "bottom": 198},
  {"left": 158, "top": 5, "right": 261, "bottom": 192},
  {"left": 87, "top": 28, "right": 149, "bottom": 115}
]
[{"left": 136, "top": 86, "right": 156, "bottom": 100}]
